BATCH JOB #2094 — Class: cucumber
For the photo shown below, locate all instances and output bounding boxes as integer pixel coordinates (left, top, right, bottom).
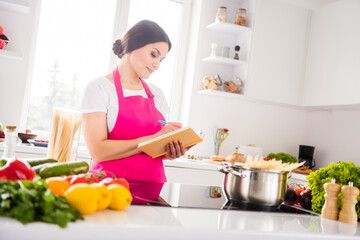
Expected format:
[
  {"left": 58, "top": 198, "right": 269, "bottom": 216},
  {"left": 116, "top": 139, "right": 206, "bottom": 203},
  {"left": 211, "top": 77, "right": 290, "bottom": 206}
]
[
  {"left": 39, "top": 161, "right": 89, "bottom": 178},
  {"left": 23, "top": 158, "right": 58, "bottom": 167},
  {"left": 32, "top": 163, "right": 53, "bottom": 174}
]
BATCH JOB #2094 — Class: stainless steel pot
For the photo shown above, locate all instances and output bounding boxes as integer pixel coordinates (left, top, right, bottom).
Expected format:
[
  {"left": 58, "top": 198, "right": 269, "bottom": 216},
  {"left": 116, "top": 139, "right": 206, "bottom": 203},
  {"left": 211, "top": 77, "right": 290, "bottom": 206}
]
[{"left": 218, "top": 164, "right": 289, "bottom": 207}]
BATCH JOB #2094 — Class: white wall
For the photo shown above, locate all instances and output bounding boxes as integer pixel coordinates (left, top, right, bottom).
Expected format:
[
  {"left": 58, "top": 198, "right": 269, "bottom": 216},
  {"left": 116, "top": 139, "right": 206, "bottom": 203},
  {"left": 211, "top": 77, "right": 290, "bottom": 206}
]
[{"left": 304, "top": 110, "right": 360, "bottom": 168}]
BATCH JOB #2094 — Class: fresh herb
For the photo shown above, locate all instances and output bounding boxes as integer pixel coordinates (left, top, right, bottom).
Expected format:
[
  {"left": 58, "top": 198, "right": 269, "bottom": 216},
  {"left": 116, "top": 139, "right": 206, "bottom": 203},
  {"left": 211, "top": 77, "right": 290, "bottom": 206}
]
[
  {"left": 0, "top": 176, "right": 83, "bottom": 227},
  {"left": 307, "top": 161, "right": 360, "bottom": 220},
  {"left": 266, "top": 152, "right": 297, "bottom": 164}
]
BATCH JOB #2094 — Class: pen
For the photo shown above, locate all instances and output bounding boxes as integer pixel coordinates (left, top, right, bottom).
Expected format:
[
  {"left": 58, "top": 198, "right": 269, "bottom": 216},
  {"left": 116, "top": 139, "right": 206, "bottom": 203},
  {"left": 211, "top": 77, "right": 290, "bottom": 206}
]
[{"left": 158, "top": 120, "right": 166, "bottom": 125}]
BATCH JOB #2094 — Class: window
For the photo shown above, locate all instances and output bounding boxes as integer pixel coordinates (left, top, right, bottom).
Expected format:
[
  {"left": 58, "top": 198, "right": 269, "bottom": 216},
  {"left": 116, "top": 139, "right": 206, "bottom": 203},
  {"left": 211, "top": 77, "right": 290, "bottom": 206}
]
[
  {"left": 26, "top": 0, "right": 190, "bottom": 134},
  {"left": 127, "top": 0, "right": 183, "bottom": 115},
  {"left": 27, "top": 0, "right": 117, "bottom": 132}
]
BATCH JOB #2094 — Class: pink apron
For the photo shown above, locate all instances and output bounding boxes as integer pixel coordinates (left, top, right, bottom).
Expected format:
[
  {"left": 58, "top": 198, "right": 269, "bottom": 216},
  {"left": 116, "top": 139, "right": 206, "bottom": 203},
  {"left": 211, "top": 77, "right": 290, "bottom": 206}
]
[{"left": 91, "top": 67, "right": 167, "bottom": 182}]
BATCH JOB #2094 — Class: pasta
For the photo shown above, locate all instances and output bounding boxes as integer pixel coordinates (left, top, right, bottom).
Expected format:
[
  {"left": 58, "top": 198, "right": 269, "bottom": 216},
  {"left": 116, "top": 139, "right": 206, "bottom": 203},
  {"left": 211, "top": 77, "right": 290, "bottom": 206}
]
[
  {"left": 47, "top": 109, "right": 82, "bottom": 162},
  {"left": 245, "top": 155, "right": 305, "bottom": 172}
]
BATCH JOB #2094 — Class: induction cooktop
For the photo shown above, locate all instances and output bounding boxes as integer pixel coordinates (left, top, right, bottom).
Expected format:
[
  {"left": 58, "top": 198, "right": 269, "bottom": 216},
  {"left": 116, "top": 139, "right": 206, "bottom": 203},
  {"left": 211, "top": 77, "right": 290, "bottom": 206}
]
[{"left": 128, "top": 179, "right": 318, "bottom": 216}]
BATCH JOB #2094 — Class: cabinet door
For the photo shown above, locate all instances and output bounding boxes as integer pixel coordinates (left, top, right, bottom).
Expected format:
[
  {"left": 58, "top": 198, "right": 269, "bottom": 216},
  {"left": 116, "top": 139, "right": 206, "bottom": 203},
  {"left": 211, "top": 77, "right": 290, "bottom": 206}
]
[
  {"left": 247, "top": 0, "right": 310, "bottom": 105},
  {"left": 302, "top": 0, "right": 360, "bottom": 106}
]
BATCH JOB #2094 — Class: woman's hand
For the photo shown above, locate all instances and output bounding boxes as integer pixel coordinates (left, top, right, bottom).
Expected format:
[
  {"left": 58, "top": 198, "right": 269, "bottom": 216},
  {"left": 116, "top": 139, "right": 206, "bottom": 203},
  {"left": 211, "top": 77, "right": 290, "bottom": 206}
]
[
  {"left": 156, "top": 122, "right": 182, "bottom": 136},
  {"left": 163, "top": 140, "right": 195, "bottom": 160}
]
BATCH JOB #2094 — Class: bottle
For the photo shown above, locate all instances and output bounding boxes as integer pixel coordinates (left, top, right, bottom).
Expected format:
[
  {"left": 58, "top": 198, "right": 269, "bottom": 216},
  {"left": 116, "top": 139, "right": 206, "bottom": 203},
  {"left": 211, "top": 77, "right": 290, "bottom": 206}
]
[
  {"left": 338, "top": 182, "right": 359, "bottom": 225},
  {"left": 215, "top": 6, "right": 227, "bottom": 22},
  {"left": 235, "top": 8, "right": 247, "bottom": 26},
  {"left": 321, "top": 179, "right": 341, "bottom": 220},
  {"left": 2, "top": 126, "right": 18, "bottom": 161},
  {"left": 234, "top": 45, "right": 240, "bottom": 60}
]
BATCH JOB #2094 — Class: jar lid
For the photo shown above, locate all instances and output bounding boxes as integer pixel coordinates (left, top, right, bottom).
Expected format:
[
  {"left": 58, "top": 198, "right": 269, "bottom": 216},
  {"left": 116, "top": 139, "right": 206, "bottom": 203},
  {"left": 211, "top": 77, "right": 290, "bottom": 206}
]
[
  {"left": 218, "top": 6, "right": 227, "bottom": 9},
  {"left": 6, "top": 126, "right": 17, "bottom": 132},
  {"left": 237, "top": 8, "right": 247, "bottom": 11}
]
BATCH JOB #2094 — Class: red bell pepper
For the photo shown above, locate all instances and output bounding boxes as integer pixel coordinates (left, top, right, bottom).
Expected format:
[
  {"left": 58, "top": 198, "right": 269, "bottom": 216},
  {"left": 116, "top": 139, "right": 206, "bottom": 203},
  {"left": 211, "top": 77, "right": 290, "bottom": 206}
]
[{"left": 0, "top": 159, "right": 36, "bottom": 181}]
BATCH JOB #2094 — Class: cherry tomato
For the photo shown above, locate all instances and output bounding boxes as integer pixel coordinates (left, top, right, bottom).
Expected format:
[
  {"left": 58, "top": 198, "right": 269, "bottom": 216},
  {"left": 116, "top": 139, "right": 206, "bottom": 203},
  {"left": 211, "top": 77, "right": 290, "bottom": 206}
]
[
  {"left": 100, "top": 177, "right": 130, "bottom": 189},
  {"left": 295, "top": 188, "right": 305, "bottom": 197},
  {"left": 294, "top": 188, "right": 305, "bottom": 204}
]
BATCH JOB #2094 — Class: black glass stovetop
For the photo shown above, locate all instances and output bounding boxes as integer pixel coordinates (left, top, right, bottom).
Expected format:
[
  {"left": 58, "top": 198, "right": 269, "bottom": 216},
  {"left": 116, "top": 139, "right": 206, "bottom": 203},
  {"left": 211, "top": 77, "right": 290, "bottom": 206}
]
[{"left": 128, "top": 180, "right": 318, "bottom": 216}]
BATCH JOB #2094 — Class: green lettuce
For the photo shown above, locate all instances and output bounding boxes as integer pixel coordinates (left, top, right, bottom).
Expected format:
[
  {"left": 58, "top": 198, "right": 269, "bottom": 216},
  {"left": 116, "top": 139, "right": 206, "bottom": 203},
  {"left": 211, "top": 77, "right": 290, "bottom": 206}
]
[
  {"left": 266, "top": 152, "right": 297, "bottom": 163},
  {"left": 307, "top": 161, "right": 360, "bottom": 220}
]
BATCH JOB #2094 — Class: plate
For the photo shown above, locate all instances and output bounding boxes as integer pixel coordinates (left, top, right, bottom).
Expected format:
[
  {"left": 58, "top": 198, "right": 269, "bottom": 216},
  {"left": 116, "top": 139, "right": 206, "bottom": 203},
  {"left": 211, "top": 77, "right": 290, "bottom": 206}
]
[{"left": 28, "top": 140, "right": 48, "bottom": 147}]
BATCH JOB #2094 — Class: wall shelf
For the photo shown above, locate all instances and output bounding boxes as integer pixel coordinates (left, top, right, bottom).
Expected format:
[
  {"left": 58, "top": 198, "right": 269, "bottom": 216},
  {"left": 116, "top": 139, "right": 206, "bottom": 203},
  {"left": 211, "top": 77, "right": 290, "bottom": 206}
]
[
  {"left": 202, "top": 55, "right": 247, "bottom": 66},
  {"left": 206, "top": 21, "right": 250, "bottom": 36},
  {"left": 198, "top": 89, "right": 319, "bottom": 111},
  {"left": 0, "top": 0, "right": 29, "bottom": 14},
  {"left": 0, "top": 50, "right": 23, "bottom": 60}
]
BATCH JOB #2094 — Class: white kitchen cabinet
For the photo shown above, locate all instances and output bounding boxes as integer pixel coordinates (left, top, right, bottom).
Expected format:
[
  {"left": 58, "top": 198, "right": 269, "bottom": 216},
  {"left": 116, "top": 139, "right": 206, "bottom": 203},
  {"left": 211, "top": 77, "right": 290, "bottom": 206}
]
[
  {"left": 164, "top": 164, "right": 224, "bottom": 186},
  {"left": 302, "top": 0, "right": 360, "bottom": 107},
  {"left": 247, "top": 0, "right": 310, "bottom": 105}
]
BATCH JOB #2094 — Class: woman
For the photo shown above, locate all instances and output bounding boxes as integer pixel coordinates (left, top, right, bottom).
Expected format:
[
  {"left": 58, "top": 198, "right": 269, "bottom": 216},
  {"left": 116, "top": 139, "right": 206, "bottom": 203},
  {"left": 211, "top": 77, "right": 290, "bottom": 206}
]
[{"left": 80, "top": 20, "right": 189, "bottom": 182}]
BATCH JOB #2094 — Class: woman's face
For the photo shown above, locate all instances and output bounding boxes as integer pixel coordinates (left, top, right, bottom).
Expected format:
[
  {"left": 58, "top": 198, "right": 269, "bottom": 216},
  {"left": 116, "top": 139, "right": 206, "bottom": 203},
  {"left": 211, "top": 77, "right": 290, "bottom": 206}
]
[{"left": 129, "top": 42, "right": 169, "bottom": 79}]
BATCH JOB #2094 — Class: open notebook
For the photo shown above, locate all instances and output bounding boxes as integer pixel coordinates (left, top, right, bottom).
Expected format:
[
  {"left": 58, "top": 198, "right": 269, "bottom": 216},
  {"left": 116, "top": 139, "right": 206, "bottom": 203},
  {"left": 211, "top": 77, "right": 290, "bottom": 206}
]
[{"left": 137, "top": 127, "right": 204, "bottom": 158}]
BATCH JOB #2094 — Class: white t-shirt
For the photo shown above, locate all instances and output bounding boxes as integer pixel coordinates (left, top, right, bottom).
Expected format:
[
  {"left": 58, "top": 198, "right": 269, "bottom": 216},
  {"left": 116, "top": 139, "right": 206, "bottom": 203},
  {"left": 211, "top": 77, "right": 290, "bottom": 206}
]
[{"left": 80, "top": 76, "right": 170, "bottom": 132}]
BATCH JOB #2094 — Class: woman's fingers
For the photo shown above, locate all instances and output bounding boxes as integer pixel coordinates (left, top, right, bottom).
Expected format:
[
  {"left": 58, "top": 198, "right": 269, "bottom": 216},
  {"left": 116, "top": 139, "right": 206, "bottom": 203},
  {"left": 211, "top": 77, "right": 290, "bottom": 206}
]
[{"left": 165, "top": 141, "right": 187, "bottom": 160}]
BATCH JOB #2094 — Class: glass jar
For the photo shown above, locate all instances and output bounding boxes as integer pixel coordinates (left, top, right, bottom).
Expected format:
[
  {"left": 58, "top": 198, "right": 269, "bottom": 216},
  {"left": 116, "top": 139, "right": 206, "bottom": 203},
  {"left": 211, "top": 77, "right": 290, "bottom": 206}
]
[
  {"left": 2, "top": 126, "right": 18, "bottom": 161},
  {"left": 235, "top": 8, "right": 247, "bottom": 26},
  {"left": 215, "top": 6, "right": 227, "bottom": 22}
]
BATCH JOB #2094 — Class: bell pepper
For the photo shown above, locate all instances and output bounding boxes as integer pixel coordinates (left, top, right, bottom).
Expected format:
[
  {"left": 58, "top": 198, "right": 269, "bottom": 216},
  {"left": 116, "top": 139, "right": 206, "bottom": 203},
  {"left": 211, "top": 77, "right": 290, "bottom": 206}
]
[{"left": 0, "top": 159, "right": 36, "bottom": 181}]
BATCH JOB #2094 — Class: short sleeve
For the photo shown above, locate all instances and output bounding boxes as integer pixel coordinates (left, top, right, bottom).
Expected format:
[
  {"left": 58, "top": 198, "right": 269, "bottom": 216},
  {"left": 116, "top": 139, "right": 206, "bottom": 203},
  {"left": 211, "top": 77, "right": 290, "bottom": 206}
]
[
  {"left": 148, "top": 83, "right": 170, "bottom": 115},
  {"left": 79, "top": 78, "right": 109, "bottom": 113}
]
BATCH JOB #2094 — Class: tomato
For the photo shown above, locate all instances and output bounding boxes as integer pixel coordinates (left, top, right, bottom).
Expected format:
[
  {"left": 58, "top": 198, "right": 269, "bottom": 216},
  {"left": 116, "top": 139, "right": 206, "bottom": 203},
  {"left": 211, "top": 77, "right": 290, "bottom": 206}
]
[
  {"left": 45, "top": 175, "right": 72, "bottom": 183},
  {"left": 69, "top": 174, "right": 97, "bottom": 185},
  {"left": 295, "top": 188, "right": 305, "bottom": 197},
  {"left": 100, "top": 177, "right": 130, "bottom": 189}
]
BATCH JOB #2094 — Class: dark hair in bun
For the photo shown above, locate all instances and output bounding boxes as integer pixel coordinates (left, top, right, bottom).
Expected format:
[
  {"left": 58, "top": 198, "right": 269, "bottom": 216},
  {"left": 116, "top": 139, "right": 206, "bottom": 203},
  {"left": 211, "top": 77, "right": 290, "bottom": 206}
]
[{"left": 112, "top": 20, "right": 172, "bottom": 59}]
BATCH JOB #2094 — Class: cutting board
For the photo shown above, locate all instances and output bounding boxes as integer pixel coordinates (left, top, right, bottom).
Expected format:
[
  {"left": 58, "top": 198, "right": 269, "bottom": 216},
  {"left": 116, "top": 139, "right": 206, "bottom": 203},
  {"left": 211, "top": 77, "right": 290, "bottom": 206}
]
[
  {"left": 202, "top": 159, "right": 225, "bottom": 165},
  {"left": 293, "top": 167, "right": 313, "bottom": 175}
]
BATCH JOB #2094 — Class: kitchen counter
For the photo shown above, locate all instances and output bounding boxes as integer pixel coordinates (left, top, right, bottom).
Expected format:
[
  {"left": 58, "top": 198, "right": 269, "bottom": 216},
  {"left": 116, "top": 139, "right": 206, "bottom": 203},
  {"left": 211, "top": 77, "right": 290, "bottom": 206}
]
[
  {"left": 0, "top": 143, "right": 309, "bottom": 185},
  {"left": 1, "top": 205, "right": 359, "bottom": 240}
]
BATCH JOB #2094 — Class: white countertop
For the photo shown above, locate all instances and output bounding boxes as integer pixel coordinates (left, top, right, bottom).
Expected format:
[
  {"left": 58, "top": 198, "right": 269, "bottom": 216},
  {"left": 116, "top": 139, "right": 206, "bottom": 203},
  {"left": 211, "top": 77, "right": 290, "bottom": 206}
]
[
  {"left": 1, "top": 205, "right": 359, "bottom": 240},
  {"left": 0, "top": 143, "right": 309, "bottom": 182}
]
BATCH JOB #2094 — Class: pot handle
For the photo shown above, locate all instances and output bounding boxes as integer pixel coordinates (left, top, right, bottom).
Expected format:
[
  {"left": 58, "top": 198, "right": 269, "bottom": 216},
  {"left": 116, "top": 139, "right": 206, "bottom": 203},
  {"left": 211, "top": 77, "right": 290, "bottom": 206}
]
[
  {"left": 217, "top": 164, "right": 230, "bottom": 174},
  {"left": 229, "top": 168, "right": 247, "bottom": 178}
]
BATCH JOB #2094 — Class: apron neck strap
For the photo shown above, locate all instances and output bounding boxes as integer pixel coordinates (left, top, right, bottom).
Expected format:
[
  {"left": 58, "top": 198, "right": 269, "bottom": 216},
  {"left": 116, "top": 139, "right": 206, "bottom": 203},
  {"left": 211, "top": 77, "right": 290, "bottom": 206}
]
[
  {"left": 140, "top": 78, "right": 154, "bottom": 98},
  {"left": 113, "top": 66, "right": 154, "bottom": 99},
  {"left": 113, "top": 67, "right": 124, "bottom": 99}
]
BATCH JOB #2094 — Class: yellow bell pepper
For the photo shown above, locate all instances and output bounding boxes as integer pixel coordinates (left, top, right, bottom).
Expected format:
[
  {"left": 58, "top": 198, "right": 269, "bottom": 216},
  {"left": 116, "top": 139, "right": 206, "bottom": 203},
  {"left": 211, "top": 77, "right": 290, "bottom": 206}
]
[
  {"left": 107, "top": 184, "right": 132, "bottom": 210},
  {"left": 90, "top": 183, "right": 112, "bottom": 210},
  {"left": 64, "top": 183, "right": 100, "bottom": 215}
]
